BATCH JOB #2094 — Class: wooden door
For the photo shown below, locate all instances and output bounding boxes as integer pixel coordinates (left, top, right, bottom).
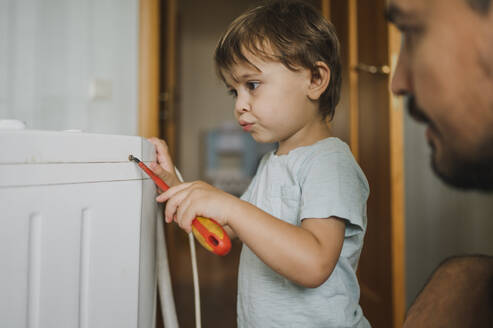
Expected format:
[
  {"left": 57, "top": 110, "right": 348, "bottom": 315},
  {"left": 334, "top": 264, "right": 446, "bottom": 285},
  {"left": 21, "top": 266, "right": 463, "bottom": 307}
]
[{"left": 329, "top": 1, "right": 406, "bottom": 327}]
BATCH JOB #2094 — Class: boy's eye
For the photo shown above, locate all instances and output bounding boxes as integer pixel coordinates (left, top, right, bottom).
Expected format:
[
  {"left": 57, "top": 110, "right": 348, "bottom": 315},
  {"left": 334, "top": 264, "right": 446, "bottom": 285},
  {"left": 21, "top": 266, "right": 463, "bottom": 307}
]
[
  {"left": 228, "top": 89, "right": 238, "bottom": 98},
  {"left": 246, "top": 81, "right": 260, "bottom": 91}
]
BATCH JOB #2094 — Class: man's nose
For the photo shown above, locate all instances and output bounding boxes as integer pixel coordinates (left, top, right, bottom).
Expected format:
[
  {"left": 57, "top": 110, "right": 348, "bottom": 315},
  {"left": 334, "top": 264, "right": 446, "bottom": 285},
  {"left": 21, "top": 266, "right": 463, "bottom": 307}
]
[{"left": 391, "top": 49, "right": 412, "bottom": 96}]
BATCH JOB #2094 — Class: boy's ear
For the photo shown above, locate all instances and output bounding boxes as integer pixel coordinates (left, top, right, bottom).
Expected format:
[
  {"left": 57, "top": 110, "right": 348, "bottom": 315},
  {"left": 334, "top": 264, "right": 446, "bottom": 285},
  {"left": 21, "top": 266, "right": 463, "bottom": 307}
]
[{"left": 307, "top": 61, "right": 330, "bottom": 101}]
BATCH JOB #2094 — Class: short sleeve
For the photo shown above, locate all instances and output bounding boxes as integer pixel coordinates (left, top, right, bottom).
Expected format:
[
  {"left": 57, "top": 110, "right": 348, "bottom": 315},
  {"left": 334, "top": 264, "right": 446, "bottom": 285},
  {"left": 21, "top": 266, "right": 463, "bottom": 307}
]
[{"left": 299, "top": 151, "right": 369, "bottom": 236}]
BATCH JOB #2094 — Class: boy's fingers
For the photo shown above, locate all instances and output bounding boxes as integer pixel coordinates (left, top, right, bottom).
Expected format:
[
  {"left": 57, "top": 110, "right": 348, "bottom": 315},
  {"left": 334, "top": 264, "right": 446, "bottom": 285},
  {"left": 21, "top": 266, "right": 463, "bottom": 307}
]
[
  {"left": 148, "top": 138, "right": 175, "bottom": 171},
  {"left": 164, "top": 188, "right": 192, "bottom": 224},
  {"left": 156, "top": 182, "right": 193, "bottom": 202},
  {"left": 175, "top": 197, "right": 192, "bottom": 232},
  {"left": 162, "top": 206, "right": 174, "bottom": 224},
  {"left": 147, "top": 137, "right": 166, "bottom": 150},
  {"left": 164, "top": 196, "right": 179, "bottom": 223},
  {"left": 179, "top": 204, "right": 198, "bottom": 233}
]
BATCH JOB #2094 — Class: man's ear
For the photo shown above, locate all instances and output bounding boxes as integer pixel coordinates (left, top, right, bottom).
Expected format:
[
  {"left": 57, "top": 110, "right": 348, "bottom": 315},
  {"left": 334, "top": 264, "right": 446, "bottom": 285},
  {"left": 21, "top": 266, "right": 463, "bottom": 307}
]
[{"left": 307, "top": 61, "right": 330, "bottom": 101}]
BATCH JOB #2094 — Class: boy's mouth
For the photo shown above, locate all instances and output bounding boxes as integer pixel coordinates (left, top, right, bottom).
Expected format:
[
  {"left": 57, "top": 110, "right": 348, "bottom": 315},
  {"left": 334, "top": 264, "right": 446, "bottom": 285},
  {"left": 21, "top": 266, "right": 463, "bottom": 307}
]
[{"left": 239, "top": 120, "right": 254, "bottom": 131}]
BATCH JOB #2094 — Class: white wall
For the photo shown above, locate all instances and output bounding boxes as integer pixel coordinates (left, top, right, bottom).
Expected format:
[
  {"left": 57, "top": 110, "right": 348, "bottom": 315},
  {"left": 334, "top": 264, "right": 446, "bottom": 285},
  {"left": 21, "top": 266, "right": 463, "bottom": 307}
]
[
  {"left": 0, "top": 0, "right": 139, "bottom": 135},
  {"left": 404, "top": 116, "right": 493, "bottom": 307}
]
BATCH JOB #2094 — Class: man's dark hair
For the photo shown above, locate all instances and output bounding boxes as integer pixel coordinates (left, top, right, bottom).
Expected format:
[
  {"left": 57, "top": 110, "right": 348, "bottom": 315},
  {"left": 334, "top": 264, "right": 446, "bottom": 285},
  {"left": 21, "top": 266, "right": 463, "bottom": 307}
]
[{"left": 467, "top": 0, "right": 491, "bottom": 13}]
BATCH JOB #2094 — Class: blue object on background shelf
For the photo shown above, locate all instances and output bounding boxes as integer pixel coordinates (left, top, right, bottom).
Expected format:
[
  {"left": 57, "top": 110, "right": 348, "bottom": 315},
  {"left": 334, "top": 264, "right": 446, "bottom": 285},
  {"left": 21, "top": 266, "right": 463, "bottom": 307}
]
[{"left": 204, "top": 122, "right": 275, "bottom": 196}]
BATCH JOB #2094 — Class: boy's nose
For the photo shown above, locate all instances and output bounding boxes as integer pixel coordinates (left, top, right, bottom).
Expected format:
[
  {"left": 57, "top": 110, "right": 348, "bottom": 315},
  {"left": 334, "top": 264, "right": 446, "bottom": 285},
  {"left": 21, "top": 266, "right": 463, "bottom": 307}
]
[{"left": 234, "top": 93, "right": 251, "bottom": 113}]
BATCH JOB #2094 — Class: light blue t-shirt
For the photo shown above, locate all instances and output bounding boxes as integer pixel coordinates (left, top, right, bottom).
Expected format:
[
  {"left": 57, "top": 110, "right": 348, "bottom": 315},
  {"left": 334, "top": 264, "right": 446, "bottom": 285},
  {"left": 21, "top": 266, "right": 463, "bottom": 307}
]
[{"left": 238, "top": 137, "right": 371, "bottom": 328}]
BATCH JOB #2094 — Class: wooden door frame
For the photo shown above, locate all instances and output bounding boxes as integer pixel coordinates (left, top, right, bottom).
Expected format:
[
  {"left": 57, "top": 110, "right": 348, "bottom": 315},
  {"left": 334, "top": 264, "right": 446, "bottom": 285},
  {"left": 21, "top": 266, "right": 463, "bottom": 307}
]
[
  {"left": 348, "top": 0, "right": 360, "bottom": 160},
  {"left": 138, "top": 0, "right": 161, "bottom": 138},
  {"left": 388, "top": 23, "right": 405, "bottom": 328},
  {"left": 321, "top": 0, "right": 330, "bottom": 18},
  {"left": 139, "top": 0, "right": 178, "bottom": 155}
]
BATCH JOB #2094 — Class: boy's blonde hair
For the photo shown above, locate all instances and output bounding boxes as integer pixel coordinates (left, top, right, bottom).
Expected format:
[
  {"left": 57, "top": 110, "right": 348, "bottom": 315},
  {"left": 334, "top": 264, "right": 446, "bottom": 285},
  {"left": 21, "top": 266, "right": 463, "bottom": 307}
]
[{"left": 214, "top": 0, "right": 342, "bottom": 120}]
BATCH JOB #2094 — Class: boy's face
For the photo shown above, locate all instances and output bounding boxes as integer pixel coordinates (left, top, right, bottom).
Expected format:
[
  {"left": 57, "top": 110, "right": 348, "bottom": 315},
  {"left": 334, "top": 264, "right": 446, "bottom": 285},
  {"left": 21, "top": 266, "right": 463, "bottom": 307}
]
[{"left": 221, "top": 52, "right": 324, "bottom": 154}]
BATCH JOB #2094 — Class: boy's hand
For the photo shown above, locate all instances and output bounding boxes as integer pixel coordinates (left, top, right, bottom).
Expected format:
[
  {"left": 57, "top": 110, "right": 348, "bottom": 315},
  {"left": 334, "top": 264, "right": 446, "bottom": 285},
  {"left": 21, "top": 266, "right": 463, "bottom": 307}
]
[
  {"left": 155, "top": 180, "right": 238, "bottom": 233},
  {"left": 147, "top": 137, "right": 181, "bottom": 189}
]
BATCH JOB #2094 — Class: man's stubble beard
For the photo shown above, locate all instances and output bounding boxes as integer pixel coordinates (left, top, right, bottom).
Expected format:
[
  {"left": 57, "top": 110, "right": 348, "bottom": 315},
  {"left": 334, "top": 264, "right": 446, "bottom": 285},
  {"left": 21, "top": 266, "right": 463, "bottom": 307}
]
[{"left": 408, "top": 95, "right": 493, "bottom": 192}]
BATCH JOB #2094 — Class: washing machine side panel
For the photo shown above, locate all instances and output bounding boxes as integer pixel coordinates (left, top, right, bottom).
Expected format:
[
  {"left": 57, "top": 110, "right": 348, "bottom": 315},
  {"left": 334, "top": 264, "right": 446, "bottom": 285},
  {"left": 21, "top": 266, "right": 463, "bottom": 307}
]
[
  {"left": 0, "top": 189, "right": 30, "bottom": 328},
  {"left": 138, "top": 179, "right": 159, "bottom": 328},
  {"left": 0, "top": 180, "right": 143, "bottom": 328}
]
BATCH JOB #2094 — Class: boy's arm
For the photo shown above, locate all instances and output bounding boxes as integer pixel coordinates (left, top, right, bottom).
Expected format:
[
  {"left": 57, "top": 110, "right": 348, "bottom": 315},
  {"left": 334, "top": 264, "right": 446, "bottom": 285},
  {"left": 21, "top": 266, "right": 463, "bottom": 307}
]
[
  {"left": 158, "top": 181, "right": 345, "bottom": 288},
  {"left": 229, "top": 199, "right": 345, "bottom": 288}
]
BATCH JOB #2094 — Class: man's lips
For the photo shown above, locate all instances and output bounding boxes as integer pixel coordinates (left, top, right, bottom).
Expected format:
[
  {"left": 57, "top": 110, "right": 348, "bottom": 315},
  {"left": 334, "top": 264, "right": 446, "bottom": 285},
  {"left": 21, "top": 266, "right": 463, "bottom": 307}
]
[
  {"left": 406, "top": 95, "right": 430, "bottom": 124},
  {"left": 406, "top": 95, "right": 440, "bottom": 140}
]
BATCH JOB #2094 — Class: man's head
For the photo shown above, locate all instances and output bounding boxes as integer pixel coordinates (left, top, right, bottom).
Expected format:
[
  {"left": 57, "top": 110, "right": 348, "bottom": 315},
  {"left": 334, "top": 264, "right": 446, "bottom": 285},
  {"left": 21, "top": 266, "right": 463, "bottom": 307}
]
[
  {"left": 214, "top": 0, "right": 342, "bottom": 121},
  {"left": 387, "top": 0, "right": 493, "bottom": 191}
]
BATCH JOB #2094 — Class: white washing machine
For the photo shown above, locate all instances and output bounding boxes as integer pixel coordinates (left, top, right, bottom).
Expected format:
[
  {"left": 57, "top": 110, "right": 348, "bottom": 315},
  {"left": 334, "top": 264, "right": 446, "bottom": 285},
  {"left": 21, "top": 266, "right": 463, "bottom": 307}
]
[{"left": 0, "top": 128, "right": 163, "bottom": 328}]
